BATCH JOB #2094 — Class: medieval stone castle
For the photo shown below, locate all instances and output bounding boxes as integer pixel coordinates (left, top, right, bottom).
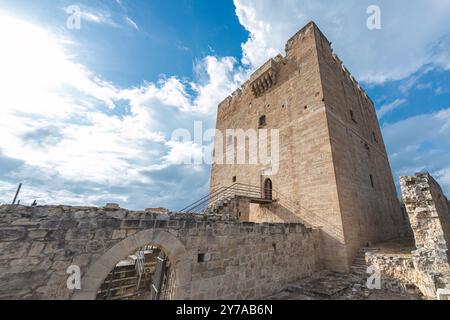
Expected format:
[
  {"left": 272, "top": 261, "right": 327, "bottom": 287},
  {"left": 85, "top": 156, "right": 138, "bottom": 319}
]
[{"left": 0, "top": 22, "right": 449, "bottom": 300}]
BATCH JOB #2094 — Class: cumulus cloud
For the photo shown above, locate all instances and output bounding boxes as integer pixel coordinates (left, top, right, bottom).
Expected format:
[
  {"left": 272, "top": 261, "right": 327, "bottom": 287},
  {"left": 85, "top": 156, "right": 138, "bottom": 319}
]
[
  {"left": 233, "top": 0, "right": 450, "bottom": 84},
  {"left": 377, "top": 99, "right": 407, "bottom": 119},
  {"left": 0, "top": 13, "right": 241, "bottom": 209},
  {"left": 233, "top": 0, "right": 450, "bottom": 194}
]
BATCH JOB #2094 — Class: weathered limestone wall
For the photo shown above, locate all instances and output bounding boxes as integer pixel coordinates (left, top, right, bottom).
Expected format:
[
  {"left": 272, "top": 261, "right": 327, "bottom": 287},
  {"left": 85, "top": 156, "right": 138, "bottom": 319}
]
[
  {"left": 0, "top": 205, "right": 320, "bottom": 300},
  {"left": 210, "top": 22, "right": 349, "bottom": 272},
  {"left": 315, "top": 24, "right": 409, "bottom": 268}
]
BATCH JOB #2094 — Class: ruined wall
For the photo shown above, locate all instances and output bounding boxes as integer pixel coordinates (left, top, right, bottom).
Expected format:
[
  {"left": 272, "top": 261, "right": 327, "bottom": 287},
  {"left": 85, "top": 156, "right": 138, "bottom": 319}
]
[
  {"left": 400, "top": 173, "right": 450, "bottom": 297},
  {"left": 401, "top": 173, "right": 450, "bottom": 271},
  {"left": 210, "top": 21, "right": 406, "bottom": 272},
  {"left": 0, "top": 205, "right": 320, "bottom": 300}
]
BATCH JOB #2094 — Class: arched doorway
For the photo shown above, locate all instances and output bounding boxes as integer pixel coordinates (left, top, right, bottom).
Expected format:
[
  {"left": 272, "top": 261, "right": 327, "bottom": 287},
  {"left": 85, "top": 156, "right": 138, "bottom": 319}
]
[
  {"left": 264, "top": 178, "right": 273, "bottom": 200},
  {"left": 72, "top": 229, "right": 191, "bottom": 300},
  {"left": 95, "top": 245, "right": 175, "bottom": 300}
]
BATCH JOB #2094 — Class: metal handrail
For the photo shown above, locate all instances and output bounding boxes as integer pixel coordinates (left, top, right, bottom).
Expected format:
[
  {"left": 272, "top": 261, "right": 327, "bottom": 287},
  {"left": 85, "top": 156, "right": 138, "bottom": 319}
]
[
  {"left": 178, "top": 186, "right": 227, "bottom": 212},
  {"left": 179, "top": 184, "right": 238, "bottom": 213},
  {"left": 179, "top": 183, "right": 277, "bottom": 214},
  {"left": 135, "top": 251, "right": 145, "bottom": 290}
]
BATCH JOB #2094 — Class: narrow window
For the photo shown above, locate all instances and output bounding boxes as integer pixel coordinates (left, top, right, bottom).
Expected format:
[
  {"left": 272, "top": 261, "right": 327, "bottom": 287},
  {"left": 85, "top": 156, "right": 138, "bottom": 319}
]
[
  {"left": 227, "top": 135, "right": 233, "bottom": 146},
  {"left": 369, "top": 174, "right": 375, "bottom": 189},
  {"left": 197, "top": 253, "right": 205, "bottom": 263},
  {"left": 350, "top": 110, "right": 357, "bottom": 123},
  {"left": 232, "top": 176, "right": 237, "bottom": 183},
  {"left": 372, "top": 131, "right": 379, "bottom": 143},
  {"left": 259, "top": 115, "right": 266, "bottom": 127}
]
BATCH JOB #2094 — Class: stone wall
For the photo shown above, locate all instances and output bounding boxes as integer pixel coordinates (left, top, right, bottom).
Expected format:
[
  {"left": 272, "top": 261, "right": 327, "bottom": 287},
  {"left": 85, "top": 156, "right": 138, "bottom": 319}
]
[
  {"left": 0, "top": 205, "right": 320, "bottom": 300},
  {"left": 210, "top": 22, "right": 346, "bottom": 271},
  {"left": 396, "top": 173, "right": 450, "bottom": 297}
]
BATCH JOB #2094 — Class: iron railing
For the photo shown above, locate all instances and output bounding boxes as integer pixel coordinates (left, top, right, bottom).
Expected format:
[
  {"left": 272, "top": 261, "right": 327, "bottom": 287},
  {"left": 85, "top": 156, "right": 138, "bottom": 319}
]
[
  {"left": 135, "top": 251, "right": 145, "bottom": 290},
  {"left": 177, "top": 183, "right": 341, "bottom": 236},
  {"left": 179, "top": 183, "right": 276, "bottom": 215}
]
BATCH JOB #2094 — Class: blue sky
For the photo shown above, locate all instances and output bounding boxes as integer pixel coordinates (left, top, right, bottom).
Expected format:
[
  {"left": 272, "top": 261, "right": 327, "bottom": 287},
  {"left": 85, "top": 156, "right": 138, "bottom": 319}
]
[{"left": 0, "top": 0, "right": 449, "bottom": 210}]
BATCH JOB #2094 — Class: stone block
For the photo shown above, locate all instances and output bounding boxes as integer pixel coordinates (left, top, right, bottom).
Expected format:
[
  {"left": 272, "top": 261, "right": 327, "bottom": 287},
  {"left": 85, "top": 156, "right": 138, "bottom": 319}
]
[
  {"left": 28, "top": 242, "right": 45, "bottom": 256},
  {"left": 0, "top": 227, "right": 26, "bottom": 241},
  {"left": 111, "top": 229, "right": 127, "bottom": 240}
]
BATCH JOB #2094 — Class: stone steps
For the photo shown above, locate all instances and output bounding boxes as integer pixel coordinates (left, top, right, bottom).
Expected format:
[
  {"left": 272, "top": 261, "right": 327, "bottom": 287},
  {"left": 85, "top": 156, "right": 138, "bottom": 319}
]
[
  {"left": 350, "top": 247, "right": 372, "bottom": 279},
  {"left": 206, "top": 196, "right": 236, "bottom": 215}
]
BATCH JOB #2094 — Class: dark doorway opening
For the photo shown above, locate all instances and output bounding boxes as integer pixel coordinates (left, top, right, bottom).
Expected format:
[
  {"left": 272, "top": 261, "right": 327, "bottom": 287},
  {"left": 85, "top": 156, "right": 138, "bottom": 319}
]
[{"left": 264, "top": 178, "right": 273, "bottom": 200}]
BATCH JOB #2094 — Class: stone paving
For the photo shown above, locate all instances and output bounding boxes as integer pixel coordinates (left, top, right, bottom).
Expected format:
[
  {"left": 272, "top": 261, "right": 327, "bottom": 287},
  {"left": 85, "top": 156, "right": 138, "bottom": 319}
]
[{"left": 267, "top": 270, "right": 424, "bottom": 300}]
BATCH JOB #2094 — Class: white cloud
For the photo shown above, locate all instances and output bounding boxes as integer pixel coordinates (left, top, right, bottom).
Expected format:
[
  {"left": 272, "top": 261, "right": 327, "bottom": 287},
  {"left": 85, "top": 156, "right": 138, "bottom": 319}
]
[
  {"left": 163, "top": 141, "right": 204, "bottom": 167},
  {"left": 436, "top": 86, "right": 450, "bottom": 95},
  {"left": 0, "top": 12, "right": 241, "bottom": 208},
  {"left": 416, "top": 82, "right": 433, "bottom": 90},
  {"left": 383, "top": 108, "right": 450, "bottom": 194},
  {"left": 233, "top": 0, "right": 450, "bottom": 84},
  {"left": 435, "top": 168, "right": 450, "bottom": 194},
  {"left": 191, "top": 56, "right": 245, "bottom": 113},
  {"left": 377, "top": 99, "right": 407, "bottom": 119},
  {"left": 2, "top": 2, "right": 450, "bottom": 209}
]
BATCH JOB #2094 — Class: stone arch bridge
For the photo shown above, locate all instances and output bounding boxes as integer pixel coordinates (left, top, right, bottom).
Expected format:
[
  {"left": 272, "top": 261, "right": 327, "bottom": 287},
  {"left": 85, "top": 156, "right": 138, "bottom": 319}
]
[{"left": 0, "top": 205, "right": 320, "bottom": 300}]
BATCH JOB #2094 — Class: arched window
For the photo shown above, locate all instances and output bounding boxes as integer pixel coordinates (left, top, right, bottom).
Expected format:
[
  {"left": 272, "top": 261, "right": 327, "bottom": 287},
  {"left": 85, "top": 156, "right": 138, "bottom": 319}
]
[
  {"left": 259, "top": 115, "right": 266, "bottom": 127},
  {"left": 264, "top": 178, "right": 273, "bottom": 200}
]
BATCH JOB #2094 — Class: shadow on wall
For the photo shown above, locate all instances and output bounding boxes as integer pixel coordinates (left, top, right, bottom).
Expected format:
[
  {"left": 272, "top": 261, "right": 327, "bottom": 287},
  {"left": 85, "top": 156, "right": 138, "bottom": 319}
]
[
  {"left": 248, "top": 198, "right": 349, "bottom": 271},
  {"left": 249, "top": 197, "right": 344, "bottom": 240}
]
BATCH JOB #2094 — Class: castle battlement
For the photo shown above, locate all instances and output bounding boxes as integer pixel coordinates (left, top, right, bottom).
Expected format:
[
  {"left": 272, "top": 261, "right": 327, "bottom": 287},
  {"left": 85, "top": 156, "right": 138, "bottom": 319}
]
[{"left": 219, "top": 21, "right": 374, "bottom": 111}]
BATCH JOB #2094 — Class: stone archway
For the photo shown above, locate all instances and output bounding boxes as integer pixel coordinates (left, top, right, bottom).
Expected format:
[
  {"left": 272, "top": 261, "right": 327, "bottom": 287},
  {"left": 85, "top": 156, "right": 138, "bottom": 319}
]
[{"left": 72, "top": 229, "right": 192, "bottom": 300}]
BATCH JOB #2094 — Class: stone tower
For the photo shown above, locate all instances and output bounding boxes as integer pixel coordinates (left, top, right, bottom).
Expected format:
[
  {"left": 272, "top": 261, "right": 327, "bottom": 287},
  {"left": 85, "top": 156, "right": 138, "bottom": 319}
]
[{"left": 210, "top": 22, "right": 407, "bottom": 272}]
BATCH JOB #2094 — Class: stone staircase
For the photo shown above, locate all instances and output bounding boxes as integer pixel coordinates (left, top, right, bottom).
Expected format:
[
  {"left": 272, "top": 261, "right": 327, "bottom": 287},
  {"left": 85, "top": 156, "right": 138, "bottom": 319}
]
[
  {"left": 351, "top": 247, "right": 371, "bottom": 277},
  {"left": 206, "top": 196, "right": 235, "bottom": 215},
  {"left": 347, "top": 247, "right": 375, "bottom": 297}
]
